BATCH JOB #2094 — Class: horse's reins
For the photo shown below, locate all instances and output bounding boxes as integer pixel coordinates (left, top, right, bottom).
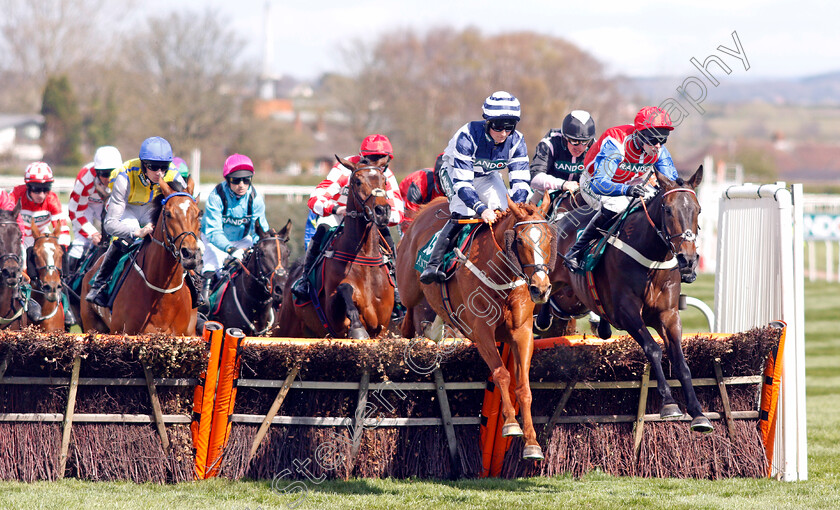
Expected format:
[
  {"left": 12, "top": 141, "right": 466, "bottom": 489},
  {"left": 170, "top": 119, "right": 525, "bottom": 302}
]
[
  {"left": 639, "top": 187, "right": 698, "bottom": 258},
  {"left": 233, "top": 236, "right": 287, "bottom": 298},
  {"left": 331, "top": 165, "right": 391, "bottom": 266},
  {"left": 135, "top": 192, "right": 199, "bottom": 293}
]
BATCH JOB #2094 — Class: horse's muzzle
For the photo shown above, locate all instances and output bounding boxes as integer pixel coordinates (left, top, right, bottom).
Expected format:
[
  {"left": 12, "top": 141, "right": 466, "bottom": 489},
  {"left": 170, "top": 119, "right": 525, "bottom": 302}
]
[
  {"left": 676, "top": 253, "right": 698, "bottom": 284},
  {"left": 528, "top": 271, "right": 552, "bottom": 304},
  {"left": 1, "top": 266, "right": 21, "bottom": 288},
  {"left": 179, "top": 247, "right": 200, "bottom": 270}
]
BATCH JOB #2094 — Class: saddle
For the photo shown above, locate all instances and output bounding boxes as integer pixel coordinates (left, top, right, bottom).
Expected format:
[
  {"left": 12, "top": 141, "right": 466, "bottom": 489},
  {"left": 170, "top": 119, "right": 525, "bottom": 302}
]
[
  {"left": 413, "top": 223, "right": 482, "bottom": 282},
  {"left": 569, "top": 207, "right": 635, "bottom": 275},
  {"left": 93, "top": 242, "right": 142, "bottom": 308}
]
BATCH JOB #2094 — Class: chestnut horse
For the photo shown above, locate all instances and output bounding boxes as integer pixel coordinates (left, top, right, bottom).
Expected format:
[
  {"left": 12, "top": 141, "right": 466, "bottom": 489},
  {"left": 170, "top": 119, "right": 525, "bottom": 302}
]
[
  {"left": 0, "top": 204, "right": 28, "bottom": 330},
  {"left": 207, "top": 220, "right": 291, "bottom": 336},
  {"left": 276, "top": 157, "right": 394, "bottom": 339},
  {"left": 397, "top": 195, "right": 555, "bottom": 460},
  {"left": 26, "top": 223, "right": 66, "bottom": 331},
  {"left": 550, "top": 166, "right": 713, "bottom": 432},
  {"left": 80, "top": 178, "right": 201, "bottom": 335}
]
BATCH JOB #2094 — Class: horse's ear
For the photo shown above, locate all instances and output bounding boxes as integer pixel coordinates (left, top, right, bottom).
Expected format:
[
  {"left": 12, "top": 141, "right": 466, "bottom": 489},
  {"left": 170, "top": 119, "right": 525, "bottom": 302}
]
[
  {"left": 12, "top": 199, "right": 21, "bottom": 217},
  {"left": 158, "top": 178, "right": 173, "bottom": 196},
  {"left": 255, "top": 220, "right": 266, "bottom": 238},
  {"left": 278, "top": 218, "right": 292, "bottom": 242},
  {"left": 186, "top": 176, "right": 195, "bottom": 196},
  {"left": 655, "top": 169, "right": 671, "bottom": 189},
  {"left": 687, "top": 165, "right": 703, "bottom": 189},
  {"left": 538, "top": 193, "right": 551, "bottom": 218},
  {"left": 336, "top": 154, "right": 354, "bottom": 171},
  {"left": 30, "top": 220, "right": 41, "bottom": 239}
]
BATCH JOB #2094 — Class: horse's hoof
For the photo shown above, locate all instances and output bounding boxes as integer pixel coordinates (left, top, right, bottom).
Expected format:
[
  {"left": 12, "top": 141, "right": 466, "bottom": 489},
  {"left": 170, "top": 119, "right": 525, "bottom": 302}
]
[
  {"left": 660, "top": 403, "right": 683, "bottom": 420},
  {"left": 501, "top": 422, "right": 523, "bottom": 437},
  {"left": 349, "top": 328, "right": 369, "bottom": 340},
  {"left": 690, "top": 415, "right": 714, "bottom": 434},
  {"left": 596, "top": 319, "right": 612, "bottom": 339},
  {"left": 522, "top": 445, "right": 544, "bottom": 460}
]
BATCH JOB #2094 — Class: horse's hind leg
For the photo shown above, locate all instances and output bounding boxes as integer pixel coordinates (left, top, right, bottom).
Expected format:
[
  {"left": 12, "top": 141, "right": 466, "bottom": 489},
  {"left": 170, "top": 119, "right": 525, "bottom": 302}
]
[
  {"left": 508, "top": 324, "right": 543, "bottom": 460},
  {"left": 654, "top": 312, "right": 713, "bottom": 433},
  {"left": 336, "top": 283, "right": 368, "bottom": 339}
]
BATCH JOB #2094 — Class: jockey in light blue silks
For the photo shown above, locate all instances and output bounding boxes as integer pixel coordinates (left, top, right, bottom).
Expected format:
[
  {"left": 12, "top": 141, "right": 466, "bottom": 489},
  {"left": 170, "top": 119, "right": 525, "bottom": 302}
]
[
  {"left": 419, "top": 91, "right": 531, "bottom": 284},
  {"left": 199, "top": 153, "right": 269, "bottom": 310}
]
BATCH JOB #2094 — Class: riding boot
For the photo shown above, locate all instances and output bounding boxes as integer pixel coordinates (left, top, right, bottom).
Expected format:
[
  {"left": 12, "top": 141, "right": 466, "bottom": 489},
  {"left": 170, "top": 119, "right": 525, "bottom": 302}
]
[
  {"left": 292, "top": 224, "right": 328, "bottom": 301},
  {"left": 377, "top": 226, "right": 405, "bottom": 319},
  {"left": 85, "top": 239, "right": 128, "bottom": 307},
  {"left": 419, "top": 218, "right": 463, "bottom": 284},
  {"left": 25, "top": 298, "right": 41, "bottom": 322},
  {"left": 562, "top": 210, "right": 614, "bottom": 272},
  {"left": 63, "top": 296, "right": 77, "bottom": 326},
  {"left": 187, "top": 270, "right": 204, "bottom": 310},
  {"left": 198, "top": 271, "right": 213, "bottom": 314}
]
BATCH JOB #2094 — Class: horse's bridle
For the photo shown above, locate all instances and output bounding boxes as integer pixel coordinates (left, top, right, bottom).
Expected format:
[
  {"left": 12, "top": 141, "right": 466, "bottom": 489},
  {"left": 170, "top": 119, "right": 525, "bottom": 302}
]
[
  {"left": 641, "top": 187, "right": 699, "bottom": 259},
  {"left": 236, "top": 236, "right": 287, "bottom": 300},
  {"left": 345, "top": 166, "right": 390, "bottom": 227},
  {"left": 0, "top": 221, "right": 23, "bottom": 289},
  {"left": 501, "top": 219, "right": 554, "bottom": 288},
  {"left": 150, "top": 192, "right": 199, "bottom": 261},
  {"left": 27, "top": 235, "right": 62, "bottom": 290}
]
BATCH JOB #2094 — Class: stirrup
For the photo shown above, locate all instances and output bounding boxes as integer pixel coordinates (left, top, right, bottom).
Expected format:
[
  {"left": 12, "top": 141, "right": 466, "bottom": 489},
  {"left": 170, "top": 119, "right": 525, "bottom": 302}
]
[{"left": 291, "top": 278, "right": 310, "bottom": 300}]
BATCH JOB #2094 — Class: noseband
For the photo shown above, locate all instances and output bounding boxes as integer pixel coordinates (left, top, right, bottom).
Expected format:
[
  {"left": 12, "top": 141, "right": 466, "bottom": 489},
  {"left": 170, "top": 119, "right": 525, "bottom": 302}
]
[
  {"left": 237, "top": 236, "right": 287, "bottom": 299},
  {"left": 642, "top": 188, "right": 699, "bottom": 259},
  {"left": 345, "top": 166, "right": 390, "bottom": 227},
  {"left": 151, "top": 192, "right": 199, "bottom": 261}
]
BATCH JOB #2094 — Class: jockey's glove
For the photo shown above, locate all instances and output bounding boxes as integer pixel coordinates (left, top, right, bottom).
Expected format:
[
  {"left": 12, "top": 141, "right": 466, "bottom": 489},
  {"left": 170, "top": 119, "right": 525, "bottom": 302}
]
[
  {"left": 625, "top": 185, "right": 646, "bottom": 198},
  {"left": 227, "top": 248, "right": 245, "bottom": 262}
]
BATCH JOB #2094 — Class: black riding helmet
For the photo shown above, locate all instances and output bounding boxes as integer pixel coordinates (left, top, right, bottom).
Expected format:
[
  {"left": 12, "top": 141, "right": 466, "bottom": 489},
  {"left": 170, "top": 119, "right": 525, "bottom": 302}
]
[{"left": 561, "top": 110, "right": 596, "bottom": 144}]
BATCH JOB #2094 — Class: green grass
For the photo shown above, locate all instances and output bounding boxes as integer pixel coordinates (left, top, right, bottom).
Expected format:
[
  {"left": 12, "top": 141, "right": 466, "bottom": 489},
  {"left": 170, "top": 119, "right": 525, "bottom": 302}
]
[{"left": 3, "top": 275, "right": 840, "bottom": 509}]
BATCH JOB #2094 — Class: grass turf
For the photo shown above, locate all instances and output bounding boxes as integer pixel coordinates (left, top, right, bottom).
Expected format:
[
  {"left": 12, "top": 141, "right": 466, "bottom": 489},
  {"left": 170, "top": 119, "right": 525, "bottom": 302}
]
[{"left": 2, "top": 274, "right": 839, "bottom": 509}]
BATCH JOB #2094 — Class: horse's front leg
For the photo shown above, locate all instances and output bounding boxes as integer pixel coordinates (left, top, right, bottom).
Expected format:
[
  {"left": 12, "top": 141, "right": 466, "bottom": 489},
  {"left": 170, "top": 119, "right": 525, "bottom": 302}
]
[
  {"left": 508, "top": 320, "right": 544, "bottom": 460},
  {"left": 336, "top": 282, "right": 368, "bottom": 339},
  {"left": 614, "top": 305, "right": 682, "bottom": 420},
  {"left": 472, "top": 323, "right": 521, "bottom": 439},
  {"left": 654, "top": 309, "right": 713, "bottom": 433}
]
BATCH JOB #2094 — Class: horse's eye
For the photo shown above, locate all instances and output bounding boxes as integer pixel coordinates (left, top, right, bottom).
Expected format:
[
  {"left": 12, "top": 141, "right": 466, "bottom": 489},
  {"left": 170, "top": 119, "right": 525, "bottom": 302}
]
[
  {"left": 663, "top": 206, "right": 672, "bottom": 215},
  {"left": 164, "top": 210, "right": 171, "bottom": 218}
]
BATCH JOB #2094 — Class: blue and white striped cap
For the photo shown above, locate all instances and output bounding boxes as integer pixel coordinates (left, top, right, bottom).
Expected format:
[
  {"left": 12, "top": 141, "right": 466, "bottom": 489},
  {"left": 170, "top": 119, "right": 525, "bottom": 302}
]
[{"left": 482, "top": 91, "right": 521, "bottom": 121}]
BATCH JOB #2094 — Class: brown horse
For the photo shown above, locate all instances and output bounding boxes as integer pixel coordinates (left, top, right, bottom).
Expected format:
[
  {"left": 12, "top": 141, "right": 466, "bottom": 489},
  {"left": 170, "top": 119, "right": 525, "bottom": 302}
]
[
  {"left": 397, "top": 195, "right": 555, "bottom": 460},
  {"left": 0, "top": 203, "right": 28, "bottom": 330},
  {"left": 80, "top": 178, "right": 202, "bottom": 335},
  {"left": 549, "top": 166, "right": 713, "bottom": 432},
  {"left": 275, "top": 156, "right": 394, "bottom": 339},
  {"left": 26, "top": 222, "right": 66, "bottom": 331},
  {"left": 207, "top": 220, "right": 291, "bottom": 336}
]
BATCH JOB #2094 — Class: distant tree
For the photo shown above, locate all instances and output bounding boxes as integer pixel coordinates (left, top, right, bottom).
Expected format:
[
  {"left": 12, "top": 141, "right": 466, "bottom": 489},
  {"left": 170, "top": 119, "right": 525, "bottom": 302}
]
[
  {"left": 116, "top": 8, "right": 251, "bottom": 166},
  {"left": 735, "top": 144, "right": 778, "bottom": 182},
  {"left": 0, "top": 0, "right": 119, "bottom": 109},
  {"left": 328, "top": 28, "right": 625, "bottom": 173},
  {"left": 41, "top": 75, "right": 83, "bottom": 165}
]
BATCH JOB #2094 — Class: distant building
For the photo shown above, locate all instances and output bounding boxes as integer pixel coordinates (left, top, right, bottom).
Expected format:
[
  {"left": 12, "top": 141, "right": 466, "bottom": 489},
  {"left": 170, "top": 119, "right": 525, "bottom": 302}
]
[{"left": 0, "top": 114, "right": 44, "bottom": 161}]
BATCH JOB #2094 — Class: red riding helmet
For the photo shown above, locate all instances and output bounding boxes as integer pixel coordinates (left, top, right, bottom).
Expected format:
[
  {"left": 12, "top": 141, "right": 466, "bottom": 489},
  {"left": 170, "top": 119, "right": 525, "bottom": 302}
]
[
  {"left": 359, "top": 134, "right": 393, "bottom": 157},
  {"left": 24, "top": 162, "right": 54, "bottom": 184},
  {"left": 634, "top": 106, "right": 674, "bottom": 132}
]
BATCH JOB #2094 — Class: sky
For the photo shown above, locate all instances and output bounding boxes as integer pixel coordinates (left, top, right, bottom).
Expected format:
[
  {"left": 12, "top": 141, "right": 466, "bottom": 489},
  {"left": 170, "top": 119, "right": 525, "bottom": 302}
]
[{"left": 146, "top": 0, "right": 836, "bottom": 81}]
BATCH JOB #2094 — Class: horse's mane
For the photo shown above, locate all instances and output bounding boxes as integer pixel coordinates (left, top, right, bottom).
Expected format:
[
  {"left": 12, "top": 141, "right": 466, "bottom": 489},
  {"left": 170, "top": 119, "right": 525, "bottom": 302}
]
[{"left": 149, "top": 179, "right": 187, "bottom": 225}]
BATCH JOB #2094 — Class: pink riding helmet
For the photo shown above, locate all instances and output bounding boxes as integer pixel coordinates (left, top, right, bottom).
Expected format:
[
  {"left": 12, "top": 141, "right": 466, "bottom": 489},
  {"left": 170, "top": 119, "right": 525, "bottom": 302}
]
[{"left": 222, "top": 154, "right": 254, "bottom": 179}]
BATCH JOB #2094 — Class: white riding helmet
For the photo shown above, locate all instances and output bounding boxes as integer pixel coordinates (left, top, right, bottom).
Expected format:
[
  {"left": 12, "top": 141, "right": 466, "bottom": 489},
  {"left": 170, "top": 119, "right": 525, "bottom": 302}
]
[{"left": 93, "top": 146, "right": 123, "bottom": 170}]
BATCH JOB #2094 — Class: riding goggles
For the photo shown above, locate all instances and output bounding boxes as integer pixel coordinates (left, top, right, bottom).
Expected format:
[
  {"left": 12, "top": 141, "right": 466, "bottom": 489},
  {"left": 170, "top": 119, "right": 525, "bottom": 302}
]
[
  {"left": 143, "top": 161, "right": 170, "bottom": 173},
  {"left": 636, "top": 128, "right": 669, "bottom": 146},
  {"left": 27, "top": 184, "right": 52, "bottom": 194},
  {"left": 489, "top": 119, "right": 517, "bottom": 132},
  {"left": 228, "top": 177, "right": 252, "bottom": 185},
  {"left": 565, "top": 136, "right": 592, "bottom": 147}
]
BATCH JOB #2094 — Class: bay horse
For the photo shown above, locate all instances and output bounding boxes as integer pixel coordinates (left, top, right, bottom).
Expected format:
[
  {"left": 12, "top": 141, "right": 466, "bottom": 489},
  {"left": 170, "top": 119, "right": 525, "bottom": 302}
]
[
  {"left": 0, "top": 203, "right": 28, "bottom": 330},
  {"left": 79, "top": 178, "right": 202, "bottom": 335},
  {"left": 275, "top": 156, "right": 394, "bottom": 339},
  {"left": 26, "top": 222, "right": 66, "bottom": 331},
  {"left": 550, "top": 166, "right": 713, "bottom": 432},
  {"left": 397, "top": 195, "right": 555, "bottom": 460},
  {"left": 207, "top": 220, "right": 291, "bottom": 336}
]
